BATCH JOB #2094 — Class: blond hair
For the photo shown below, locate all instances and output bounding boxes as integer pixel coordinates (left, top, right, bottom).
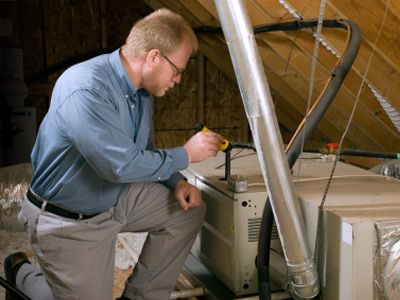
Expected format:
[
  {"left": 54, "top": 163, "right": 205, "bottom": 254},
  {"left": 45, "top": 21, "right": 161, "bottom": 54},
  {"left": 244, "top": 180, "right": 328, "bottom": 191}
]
[{"left": 125, "top": 8, "right": 198, "bottom": 58}]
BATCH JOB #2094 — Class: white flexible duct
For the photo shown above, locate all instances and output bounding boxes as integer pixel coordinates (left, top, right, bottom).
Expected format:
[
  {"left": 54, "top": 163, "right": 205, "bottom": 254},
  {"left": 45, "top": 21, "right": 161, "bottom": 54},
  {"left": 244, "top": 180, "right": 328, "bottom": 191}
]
[
  {"left": 213, "top": 0, "right": 319, "bottom": 298},
  {"left": 370, "top": 85, "right": 400, "bottom": 132}
]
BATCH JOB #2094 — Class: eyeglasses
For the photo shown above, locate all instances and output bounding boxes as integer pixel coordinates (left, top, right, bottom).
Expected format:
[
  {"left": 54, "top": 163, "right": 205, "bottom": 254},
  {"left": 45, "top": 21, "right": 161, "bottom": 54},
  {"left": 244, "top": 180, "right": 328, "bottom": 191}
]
[{"left": 161, "top": 54, "right": 185, "bottom": 76}]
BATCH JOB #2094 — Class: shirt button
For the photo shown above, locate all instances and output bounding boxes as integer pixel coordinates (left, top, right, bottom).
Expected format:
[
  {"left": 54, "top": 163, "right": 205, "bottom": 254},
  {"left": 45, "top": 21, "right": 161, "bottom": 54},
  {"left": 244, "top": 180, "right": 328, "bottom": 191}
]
[
  {"left": 125, "top": 94, "right": 129, "bottom": 98},
  {"left": 158, "top": 177, "right": 161, "bottom": 180},
  {"left": 131, "top": 104, "right": 135, "bottom": 109}
]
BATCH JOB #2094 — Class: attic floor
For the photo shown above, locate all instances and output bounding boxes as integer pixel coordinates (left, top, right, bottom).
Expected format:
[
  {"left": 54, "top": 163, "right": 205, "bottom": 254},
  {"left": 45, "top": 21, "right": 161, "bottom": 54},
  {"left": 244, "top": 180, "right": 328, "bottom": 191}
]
[{"left": 0, "top": 231, "right": 150, "bottom": 299}]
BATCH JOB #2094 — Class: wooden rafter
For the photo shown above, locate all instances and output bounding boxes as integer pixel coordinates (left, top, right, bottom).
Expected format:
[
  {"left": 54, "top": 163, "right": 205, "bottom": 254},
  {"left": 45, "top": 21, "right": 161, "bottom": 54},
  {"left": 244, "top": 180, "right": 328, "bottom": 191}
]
[{"left": 142, "top": 0, "right": 400, "bottom": 159}]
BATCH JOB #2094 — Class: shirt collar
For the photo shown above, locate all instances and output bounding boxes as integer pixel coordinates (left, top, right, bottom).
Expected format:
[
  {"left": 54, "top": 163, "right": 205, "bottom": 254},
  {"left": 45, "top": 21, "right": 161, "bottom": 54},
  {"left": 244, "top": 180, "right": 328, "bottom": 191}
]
[
  {"left": 108, "top": 48, "right": 137, "bottom": 97},
  {"left": 108, "top": 48, "right": 151, "bottom": 100}
]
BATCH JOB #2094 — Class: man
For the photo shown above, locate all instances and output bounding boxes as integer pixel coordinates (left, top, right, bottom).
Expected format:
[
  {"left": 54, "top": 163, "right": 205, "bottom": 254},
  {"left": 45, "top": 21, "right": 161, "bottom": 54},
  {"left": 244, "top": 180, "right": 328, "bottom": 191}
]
[{"left": 4, "top": 8, "right": 224, "bottom": 300}]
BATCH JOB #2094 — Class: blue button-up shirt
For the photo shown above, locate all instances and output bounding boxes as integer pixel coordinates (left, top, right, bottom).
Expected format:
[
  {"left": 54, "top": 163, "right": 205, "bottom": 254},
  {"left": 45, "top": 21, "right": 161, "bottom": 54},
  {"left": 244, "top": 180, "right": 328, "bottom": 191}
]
[{"left": 30, "top": 49, "right": 188, "bottom": 214}]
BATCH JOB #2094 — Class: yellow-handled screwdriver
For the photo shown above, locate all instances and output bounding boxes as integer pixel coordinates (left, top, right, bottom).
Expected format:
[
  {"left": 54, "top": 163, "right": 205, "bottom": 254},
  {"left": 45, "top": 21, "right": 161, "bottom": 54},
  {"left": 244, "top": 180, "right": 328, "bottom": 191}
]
[{"left": 194, "top": 123, "right": 231, "bottom": 152}]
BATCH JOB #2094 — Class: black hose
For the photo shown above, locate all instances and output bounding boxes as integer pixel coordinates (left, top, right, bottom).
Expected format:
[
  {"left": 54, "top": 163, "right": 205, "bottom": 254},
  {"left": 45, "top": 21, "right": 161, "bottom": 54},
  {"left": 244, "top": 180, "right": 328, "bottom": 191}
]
[
  {"left": 194, "top": 19, "right": 347, "bottom": 34},
  {"left": 253, "top": 19, "right": 347, "bottom": 33},
  {"left": 286, "top": 20, "right": 361, "bottom": 166},
  {"left": 257, "top": 200, "right": 273, "bottom": 300},
  {"left": 230, "top": 142, "right": 256, "bottom": 150},
  {"left": 304, "top": 147, "right": 400, "bottom": 160}
]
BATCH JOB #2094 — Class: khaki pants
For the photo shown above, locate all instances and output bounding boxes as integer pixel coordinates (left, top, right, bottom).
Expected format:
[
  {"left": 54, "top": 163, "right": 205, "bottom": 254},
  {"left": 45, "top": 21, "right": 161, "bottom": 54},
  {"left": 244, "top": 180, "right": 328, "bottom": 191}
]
[{"left": 17, "top": 182, "right": 205, "bottom": 300}]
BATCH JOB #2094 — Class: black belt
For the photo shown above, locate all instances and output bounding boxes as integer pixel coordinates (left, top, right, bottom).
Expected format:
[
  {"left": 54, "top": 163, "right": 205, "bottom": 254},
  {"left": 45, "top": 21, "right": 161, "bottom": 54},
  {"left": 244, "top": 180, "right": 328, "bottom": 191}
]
[{"left": 27, "top": 189, "right": 98, "bottom": 220}]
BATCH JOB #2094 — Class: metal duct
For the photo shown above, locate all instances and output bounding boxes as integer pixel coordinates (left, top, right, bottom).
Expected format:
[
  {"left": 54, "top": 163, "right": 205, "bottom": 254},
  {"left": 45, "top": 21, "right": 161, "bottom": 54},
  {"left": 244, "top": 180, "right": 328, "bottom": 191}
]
[
  {"left": 213, "top": 0, "right": 319, "bottom": 299},
  {"left": 376, "top": 220, "right": 400, "bottom": 300}
]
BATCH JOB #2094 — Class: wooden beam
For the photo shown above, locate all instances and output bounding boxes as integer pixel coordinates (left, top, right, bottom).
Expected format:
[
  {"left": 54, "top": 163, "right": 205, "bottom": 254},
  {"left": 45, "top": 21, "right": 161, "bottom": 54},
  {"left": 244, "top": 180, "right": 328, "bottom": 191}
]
[
  {"left": 143, "top": 0, "right": 202, "bottom": 26},
  {"left": 384, "top": 0, "right": 400, "bottom": 20},
  {"left": 188, "top": 0, "right": 400, "bottom": 133},
  {"left": 256, "top": 37, "right": 399, "bottom": 151},
  {"left": 142, "top": 0, "right": 400, "bottom": 154},
  {"left": 259, "top": 42, "right": 388, "bottom": 149},
  {"left": 194, "top": 1, "right": 395, "bottom": 145},
  {"left": 286, "top": 0, "right": 400, "bottom": 112},
  {"left": 197, "top": 35, "right": 364, "bottom": 150},
  {"left": 327, "top": 0, "right": 400, "bottom": 68},
  {"left": 177, "top": 0, "right": 219, "bottom": 26},
  {"left": 280, "top": 30, "right": 398, "bottom": 133},
  {"left": 240, "top": 1, "right": 400, "bottom": 151},
  {"left": 196, "top": 53, "right": 205, "bottom": 124},
  {"left": 197, "top": 26, "right": 378, "bottom": 149}
]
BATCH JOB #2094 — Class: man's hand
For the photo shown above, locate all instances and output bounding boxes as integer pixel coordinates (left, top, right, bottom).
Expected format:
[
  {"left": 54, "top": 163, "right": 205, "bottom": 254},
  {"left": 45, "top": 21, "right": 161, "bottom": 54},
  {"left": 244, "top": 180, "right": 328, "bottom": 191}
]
[
  {"left": 175, "top": 179, "right": 202, "bottom": 211},
  {"left": 184, "top": 131, "right": 225, "bottom": 163}
]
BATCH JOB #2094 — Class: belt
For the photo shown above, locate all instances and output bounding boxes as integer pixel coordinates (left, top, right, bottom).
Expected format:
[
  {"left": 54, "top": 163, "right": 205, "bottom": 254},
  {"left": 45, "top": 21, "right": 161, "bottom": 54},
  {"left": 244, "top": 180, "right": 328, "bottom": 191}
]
[{"left": 27, "top": 189, "right": 98, "bottom": 220}]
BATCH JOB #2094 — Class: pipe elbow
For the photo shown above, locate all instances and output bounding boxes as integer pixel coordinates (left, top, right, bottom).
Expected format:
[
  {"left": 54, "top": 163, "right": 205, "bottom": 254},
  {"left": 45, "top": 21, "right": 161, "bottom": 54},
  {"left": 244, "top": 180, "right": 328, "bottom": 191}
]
[{"left": 289, "top": 264, "right": 320, "bottom": 299}]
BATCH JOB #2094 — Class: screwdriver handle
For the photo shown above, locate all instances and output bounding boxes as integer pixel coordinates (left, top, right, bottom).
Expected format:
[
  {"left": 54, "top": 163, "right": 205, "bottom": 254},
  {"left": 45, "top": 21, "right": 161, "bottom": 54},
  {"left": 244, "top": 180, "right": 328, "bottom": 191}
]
[{"left": 194, "top": 123, "right": 231, "bottom": 152}]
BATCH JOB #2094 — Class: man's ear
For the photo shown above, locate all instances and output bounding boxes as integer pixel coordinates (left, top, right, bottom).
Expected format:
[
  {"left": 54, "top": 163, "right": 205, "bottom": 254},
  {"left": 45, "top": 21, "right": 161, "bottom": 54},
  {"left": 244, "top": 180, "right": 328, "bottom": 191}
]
[{"left": 146, "top": 49, "right": 160, "bottom": 68}]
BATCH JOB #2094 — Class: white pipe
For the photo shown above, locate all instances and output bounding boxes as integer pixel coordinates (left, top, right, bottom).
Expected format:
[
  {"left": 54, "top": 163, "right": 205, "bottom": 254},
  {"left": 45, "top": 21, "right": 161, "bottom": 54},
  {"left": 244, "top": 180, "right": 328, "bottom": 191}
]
[
  {"left": 213, "top": 0, "right": 319, "bottom": 298},
  {"left": 170, "top": 287, "right": 205, "bottom": 299}
]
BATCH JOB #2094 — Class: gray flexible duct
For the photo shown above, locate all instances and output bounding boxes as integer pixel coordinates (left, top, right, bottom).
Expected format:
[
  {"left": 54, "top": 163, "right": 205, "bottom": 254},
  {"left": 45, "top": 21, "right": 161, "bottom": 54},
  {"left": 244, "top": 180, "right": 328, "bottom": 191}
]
[{"left": 213, "top": 0, "right": 319, "bottom": 298}]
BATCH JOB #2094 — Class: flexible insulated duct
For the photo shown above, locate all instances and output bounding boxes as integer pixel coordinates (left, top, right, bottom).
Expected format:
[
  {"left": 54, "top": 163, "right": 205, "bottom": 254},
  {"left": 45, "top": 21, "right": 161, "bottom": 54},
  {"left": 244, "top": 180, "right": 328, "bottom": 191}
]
[{"left": 213, "top": 0, "right": 319, "bottom": 298}]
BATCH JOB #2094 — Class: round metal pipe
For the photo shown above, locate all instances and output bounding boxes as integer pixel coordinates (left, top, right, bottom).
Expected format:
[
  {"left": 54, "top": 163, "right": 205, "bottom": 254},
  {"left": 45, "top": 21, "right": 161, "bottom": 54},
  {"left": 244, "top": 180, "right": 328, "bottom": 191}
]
[{"left": 213, "top": 0, "right": 319, "bottom": 298}]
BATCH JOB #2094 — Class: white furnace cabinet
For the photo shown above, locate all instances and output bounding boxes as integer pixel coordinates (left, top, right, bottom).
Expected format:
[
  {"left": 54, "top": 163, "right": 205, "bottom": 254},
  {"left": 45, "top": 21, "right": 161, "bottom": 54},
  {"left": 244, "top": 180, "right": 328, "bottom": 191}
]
[{"left": 182, "top": 150, "right": 400, "bottom": 299}]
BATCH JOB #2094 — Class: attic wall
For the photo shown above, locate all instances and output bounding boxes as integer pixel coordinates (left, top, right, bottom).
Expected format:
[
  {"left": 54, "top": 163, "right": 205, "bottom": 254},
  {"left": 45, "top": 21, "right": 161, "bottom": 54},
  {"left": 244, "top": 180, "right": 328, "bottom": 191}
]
[
  {"left": 1, "top": 0, "right": 153, "bottom": 158},
  {"left": 2, "top": 0, "right": 384, "bottom": 169},
  {"left": 0, "top": 0, "right": 251, "bottom": 167},
  {"left": 19, "top": 0, "right": 152, "bottom": 81},
  {"left": 154, "top": 57, "right": 248, "bottom": 148}
]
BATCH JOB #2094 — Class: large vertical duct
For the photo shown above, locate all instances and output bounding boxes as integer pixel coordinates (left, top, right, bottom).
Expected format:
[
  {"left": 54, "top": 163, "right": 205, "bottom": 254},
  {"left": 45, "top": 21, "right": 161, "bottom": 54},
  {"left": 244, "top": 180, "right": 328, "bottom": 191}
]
[{"left": 213, "top": 0, "right": 319, "bottom": 298}]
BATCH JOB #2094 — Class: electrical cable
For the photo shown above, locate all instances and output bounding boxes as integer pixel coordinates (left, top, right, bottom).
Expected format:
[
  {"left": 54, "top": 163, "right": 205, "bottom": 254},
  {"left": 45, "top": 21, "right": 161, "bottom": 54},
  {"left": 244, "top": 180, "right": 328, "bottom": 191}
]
[{"left": 214, "top": 149, "right": 247, "bottom": 169}]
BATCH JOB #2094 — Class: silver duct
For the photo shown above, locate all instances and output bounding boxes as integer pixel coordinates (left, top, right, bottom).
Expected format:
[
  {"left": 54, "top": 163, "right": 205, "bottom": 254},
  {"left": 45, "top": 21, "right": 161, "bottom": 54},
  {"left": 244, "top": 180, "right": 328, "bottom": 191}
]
[{"left": 212, "top": 0, "right": 319, "bottom": 298}]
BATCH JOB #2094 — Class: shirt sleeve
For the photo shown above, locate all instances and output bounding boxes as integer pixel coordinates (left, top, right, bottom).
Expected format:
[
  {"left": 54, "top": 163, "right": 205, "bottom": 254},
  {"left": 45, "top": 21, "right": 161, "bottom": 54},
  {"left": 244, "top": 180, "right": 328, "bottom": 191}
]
[
  {"left": 145, "top": 117, "right": 187, "bottom": 190},
  {"left": 161, "top": 173, "right": 186, "bottom": 189},
  {"left": 55, "top": 89, "right": 189, "bottom": 183}
]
